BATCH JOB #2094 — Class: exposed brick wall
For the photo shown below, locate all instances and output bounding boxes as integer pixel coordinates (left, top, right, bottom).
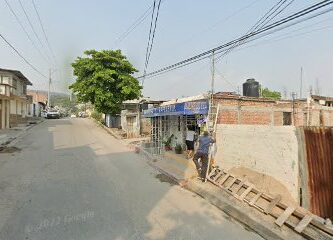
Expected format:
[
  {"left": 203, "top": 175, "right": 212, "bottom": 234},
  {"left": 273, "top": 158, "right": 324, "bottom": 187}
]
[
  {"left": 212, "top": 95, "right": 333, "bottom": 126},
  {"left": 240, "top": 111, "right": 271, "bottom": 125},
  {"left": 274, "top": 112, "right": 283, "bottom": 126},
  {"left": 219, "top": 110, "right": 238, "bottom": 124}
]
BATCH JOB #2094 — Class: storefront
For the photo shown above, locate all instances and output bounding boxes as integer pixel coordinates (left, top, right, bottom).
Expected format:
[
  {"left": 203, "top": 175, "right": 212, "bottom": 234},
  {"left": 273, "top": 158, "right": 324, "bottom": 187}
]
[{"left": 143, "top": 100, "right": 209, "bottom": 153}]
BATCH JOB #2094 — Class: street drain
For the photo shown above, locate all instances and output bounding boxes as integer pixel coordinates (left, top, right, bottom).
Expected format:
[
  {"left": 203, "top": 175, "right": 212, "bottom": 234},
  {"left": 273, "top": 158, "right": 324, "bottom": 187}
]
[
  {"left": 0, "top": 146, "right": 21, "bottom": 153},
  {"left": 155, "top": 173, "right": 177, "bottom": 186}
]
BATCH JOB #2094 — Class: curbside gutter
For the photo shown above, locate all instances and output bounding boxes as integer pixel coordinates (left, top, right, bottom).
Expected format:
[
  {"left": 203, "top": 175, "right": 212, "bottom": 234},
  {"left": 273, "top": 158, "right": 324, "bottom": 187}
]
[{"left": 1, "top": 119, "right": 45, "bottom": 147}]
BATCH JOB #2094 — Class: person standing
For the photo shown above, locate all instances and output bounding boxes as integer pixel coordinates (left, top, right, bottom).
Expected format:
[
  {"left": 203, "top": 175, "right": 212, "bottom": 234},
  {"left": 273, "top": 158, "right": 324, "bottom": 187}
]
[
  {"left": 193, "top": 131, "right": 215, "bottom": 181},
  {"left": 185, "top": 127, "right": 195, "bottom": 159}
]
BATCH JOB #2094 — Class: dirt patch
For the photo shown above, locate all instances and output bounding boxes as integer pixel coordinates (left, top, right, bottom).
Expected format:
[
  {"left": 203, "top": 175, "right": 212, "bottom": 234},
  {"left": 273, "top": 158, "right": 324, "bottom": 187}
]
[
  {"left": 0, "top": 146, "right": 21, "bottom": 153},
  {"left": 229, "top": 167, "right": 298, "bottom": 207},
  {"left": 155, "top": 173, "right": 177, "bottom": 186}
]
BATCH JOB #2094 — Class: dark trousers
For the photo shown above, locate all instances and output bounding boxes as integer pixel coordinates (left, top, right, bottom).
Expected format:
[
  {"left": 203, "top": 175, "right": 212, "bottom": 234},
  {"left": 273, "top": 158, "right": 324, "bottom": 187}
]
[{"left": 193, "top": 152, "right": 208, "bottom": 179}]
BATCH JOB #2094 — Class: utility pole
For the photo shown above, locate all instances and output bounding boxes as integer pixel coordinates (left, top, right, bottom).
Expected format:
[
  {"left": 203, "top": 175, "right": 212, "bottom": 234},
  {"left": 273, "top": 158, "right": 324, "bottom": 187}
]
[
  {"left": 211, "top": 50, "right": 215, "bottom": 96},
  {"left": 47, "top": 68, "right": 51, "bottom": 108},
  {"left": 299, "top": 67, "right": 303, "bottom": 99},
  {"left": 315, "top": 78, "right": 320, "bottom": 95},
  {"left": 291, "top": 92, "right": 296, "bottom": 126}
]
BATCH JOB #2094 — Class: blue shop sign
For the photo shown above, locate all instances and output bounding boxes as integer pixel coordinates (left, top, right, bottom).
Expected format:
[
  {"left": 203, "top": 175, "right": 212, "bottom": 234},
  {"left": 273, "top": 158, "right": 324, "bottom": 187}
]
[{"left": 143, "top": 101, "right": 209, "bottom": 117}]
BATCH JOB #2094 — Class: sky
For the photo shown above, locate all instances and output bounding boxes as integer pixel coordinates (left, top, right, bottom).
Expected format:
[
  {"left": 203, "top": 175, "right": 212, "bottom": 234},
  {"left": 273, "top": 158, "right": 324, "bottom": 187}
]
[{"left": 0, "top": 0, "right": 333, "bottom": 100}]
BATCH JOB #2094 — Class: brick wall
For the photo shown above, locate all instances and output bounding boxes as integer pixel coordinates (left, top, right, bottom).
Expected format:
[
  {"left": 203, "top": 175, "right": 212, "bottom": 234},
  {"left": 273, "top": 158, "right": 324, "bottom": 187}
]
[{"left": 240, "top": 111, "right": 271, "bottom": 125}]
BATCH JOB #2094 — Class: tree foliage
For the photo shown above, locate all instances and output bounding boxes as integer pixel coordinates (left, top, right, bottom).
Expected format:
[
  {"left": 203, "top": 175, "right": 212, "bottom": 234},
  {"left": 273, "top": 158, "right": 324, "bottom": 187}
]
[
  {"left": 69, "top": 50, "right": 142, "bottom": 114},
  {"left": 261, "top": 86, "right": 281, "bottom": 100}
]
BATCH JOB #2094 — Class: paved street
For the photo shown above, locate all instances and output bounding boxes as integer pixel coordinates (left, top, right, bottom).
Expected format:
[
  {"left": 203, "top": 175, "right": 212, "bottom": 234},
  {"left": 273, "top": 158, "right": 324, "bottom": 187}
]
[{"left": 0, "top": 118, "right": 261, "bottom": 240}]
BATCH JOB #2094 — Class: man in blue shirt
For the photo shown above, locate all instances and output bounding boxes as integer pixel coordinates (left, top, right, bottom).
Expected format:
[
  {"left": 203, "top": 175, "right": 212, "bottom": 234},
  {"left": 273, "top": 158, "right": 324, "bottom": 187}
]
[{"left": 193, "top": 131, "right": 215, "bottom": 181}]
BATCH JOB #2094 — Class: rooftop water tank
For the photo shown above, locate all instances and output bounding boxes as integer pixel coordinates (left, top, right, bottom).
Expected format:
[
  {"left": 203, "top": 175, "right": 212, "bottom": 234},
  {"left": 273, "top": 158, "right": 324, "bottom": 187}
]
[{"left": 243, "top": 78, "right": 259, "bottom": 97}]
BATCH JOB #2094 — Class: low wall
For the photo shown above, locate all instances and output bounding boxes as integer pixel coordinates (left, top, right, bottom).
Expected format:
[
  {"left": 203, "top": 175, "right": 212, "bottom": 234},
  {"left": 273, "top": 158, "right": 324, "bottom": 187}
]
[{"left": 215, "top": 124, "right": 299, "bottom": 203}]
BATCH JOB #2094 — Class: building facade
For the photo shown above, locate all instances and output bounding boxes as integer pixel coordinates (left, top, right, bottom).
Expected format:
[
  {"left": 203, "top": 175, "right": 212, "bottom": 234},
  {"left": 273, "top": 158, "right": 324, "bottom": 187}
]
[
  {"left": 0, "top": 68, "right": 33, "bottom": 129},
  {"left": 27, "top": 90, "right": 47, "bottom": 117},
  {"left": 213, "top": 92, "right": 333, "bottom": 127},
  {"left": 120, "top": 98, "right": 164, "bottom": 138},
  {"left": 143, "top": 95, "right": 210, "bottom": 151}
]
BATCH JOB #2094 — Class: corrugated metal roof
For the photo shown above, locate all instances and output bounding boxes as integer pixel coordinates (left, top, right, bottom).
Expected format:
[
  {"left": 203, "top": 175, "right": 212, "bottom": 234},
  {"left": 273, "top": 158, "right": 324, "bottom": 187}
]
[
  {"left": 303, "top": 127, "right": 333, "bottom": 220},
  {"left": 160, "top": 94, "right": 208, "bottom": 106}
]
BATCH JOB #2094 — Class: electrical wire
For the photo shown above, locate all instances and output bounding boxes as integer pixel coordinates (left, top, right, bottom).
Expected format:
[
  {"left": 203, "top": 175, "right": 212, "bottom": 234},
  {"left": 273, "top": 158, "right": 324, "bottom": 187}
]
[
  {"left": 114, "top": 4, "right": 153, "bottom": 45},
  {"left": 31, "top": 0, "right": 57, "bottom": 66},
  {"left": 145, "top": 0, "right": 162, "bottom": 72},
  {"left": 142, "top": 0, "right": 162, "bottom": 86},
  {"left": 139, "top": 0, "right": 333, "bottom": 79},
  {"left": 143, "top": 0, "right": 157, "bottom": 75},
  {"left": 18, "top": 0, "right": 47, "bottom": 55},
  {"left": 3, "top": 0, "right": 50, "bottom": 64},
  {"left": 114, "top": 0, "right": 166, "bottom": 45},
  {"left": 0, "top": 32, "right": 47, "bottom": 78},
  {"left": 217, "top": 0, "right": 294, "bottom": 62}
]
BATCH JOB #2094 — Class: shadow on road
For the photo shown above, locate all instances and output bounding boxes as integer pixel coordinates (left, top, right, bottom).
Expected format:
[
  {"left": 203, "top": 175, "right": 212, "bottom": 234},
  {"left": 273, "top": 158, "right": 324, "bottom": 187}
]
[{"left": 0, "top": 118, "right": 259, "bottom": 240}]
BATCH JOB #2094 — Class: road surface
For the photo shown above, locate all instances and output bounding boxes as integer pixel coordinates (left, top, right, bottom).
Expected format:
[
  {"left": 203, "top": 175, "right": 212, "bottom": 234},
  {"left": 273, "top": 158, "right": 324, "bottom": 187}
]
[{"left": 0, "top": 118, "right": 262, "bottom": 240}]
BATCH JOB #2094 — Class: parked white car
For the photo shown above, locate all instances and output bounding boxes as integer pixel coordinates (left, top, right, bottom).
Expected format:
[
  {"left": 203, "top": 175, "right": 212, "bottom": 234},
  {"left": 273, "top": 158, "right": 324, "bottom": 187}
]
[
  {"left": 46, "top": 109, "right": 60, "bottom": 119},
  {"left": 41, "top": 110, "right": 47, "bottom": 118}
]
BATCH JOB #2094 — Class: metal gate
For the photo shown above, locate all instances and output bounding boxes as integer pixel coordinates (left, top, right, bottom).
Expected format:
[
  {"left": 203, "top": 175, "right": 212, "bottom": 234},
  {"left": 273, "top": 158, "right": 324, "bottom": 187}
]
[{"left": 303, "top": 127, "right": 333, "bottom": 220}]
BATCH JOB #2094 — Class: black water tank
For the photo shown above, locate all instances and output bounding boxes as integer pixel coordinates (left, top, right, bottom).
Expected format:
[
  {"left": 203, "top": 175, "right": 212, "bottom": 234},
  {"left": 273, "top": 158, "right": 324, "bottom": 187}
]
[{"left": 243, "top": 78, "right": 259, "bottom": 97}]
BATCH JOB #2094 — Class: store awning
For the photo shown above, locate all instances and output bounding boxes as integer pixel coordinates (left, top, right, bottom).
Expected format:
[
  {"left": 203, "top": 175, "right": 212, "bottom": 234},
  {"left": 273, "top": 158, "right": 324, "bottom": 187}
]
[{"left": 143, "top": 101, "right": 209, "bottom": 117}]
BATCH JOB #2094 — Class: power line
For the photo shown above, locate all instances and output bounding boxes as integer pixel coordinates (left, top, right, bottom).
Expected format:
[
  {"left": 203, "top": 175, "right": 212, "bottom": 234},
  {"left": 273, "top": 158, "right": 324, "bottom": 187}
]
[
  {"left": 142, "top": 0, "right": 162, "bottom": 86},
  {"left": 3, "top": 0, "right": 50, "bottom": 63},
  {"left": 139, "top": 0, "right": 333, "bottom": 79},
  {"left": 31, "top": 0, "right": 57, "bottom": 66},
  {"left": 114, "top": 0, "right": 166, "bottom": 45},
  {"left": 0, "top": 32, "right": 47, "bottom": 78},
  {"left": 217, "top": 0, "right": 294, "bottom": 62},
  {"left": 143, "top": 0, "right": 157, "bottom": 75},
  {"left": 145, "top": 0, "right": 162, "bottom": 71},
  {"left": 114, "top": 4, "right": 153, "bottom": 45},
  {"left": 17, "top": 0, "right": 50, "bottom": 62}
]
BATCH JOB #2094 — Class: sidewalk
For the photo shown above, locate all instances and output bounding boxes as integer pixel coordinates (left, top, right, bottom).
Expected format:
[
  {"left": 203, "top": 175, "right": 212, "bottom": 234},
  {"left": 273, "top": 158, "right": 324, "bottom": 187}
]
[
  {"left": 95, "top": 120, "right": 332, "bottom": 239},
  {"left": 137, "top": 146, "right": 332, "bottom": 240},
  {"left": 0, "top": 118, "right": 44, "bottom": 147}
]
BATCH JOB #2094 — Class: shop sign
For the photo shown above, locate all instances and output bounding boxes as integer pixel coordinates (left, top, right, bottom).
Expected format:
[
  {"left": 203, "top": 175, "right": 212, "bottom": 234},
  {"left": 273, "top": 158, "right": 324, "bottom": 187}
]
[{"left": 143, "top": 101, "right": 209, "bottom": 117}]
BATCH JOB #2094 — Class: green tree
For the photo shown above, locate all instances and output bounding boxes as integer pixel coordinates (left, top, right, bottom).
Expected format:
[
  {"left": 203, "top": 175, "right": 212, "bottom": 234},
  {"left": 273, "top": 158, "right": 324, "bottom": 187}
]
[
  {"left": 261, "top": 86, "right": 281, "bottom": 100},
  {"left": 69, "top": 50, "right": 142, "bottom": 114}
]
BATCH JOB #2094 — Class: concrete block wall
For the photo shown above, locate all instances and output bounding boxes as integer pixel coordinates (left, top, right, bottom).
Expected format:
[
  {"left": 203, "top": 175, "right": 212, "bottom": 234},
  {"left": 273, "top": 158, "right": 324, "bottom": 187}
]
[{"left": 215, "top": 124, "right": 299, "bottom": 203}]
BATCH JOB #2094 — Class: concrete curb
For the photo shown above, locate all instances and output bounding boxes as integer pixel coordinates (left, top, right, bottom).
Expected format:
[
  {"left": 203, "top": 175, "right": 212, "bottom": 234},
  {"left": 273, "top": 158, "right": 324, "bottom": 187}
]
[
  {"left": 92, "top": 119, "right": 122, "bottom": 140},
  {"left": 6, "top": 120, "right": 45, "bottom": 147},
  {"left": 185, "top": 180, "right": 305, "bottom": 240}
]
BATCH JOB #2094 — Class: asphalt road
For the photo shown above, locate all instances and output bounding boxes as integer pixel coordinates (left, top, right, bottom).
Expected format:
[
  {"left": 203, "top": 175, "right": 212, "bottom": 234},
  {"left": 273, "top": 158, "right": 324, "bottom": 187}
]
[{"left": 0, "top": 118, "right": 262, "bottom": 240}]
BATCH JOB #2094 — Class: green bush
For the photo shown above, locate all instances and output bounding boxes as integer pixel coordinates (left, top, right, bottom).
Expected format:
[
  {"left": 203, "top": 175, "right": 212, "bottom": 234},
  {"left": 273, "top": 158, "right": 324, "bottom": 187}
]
[
  {"left": 175, "top": 144, "right": 183, "bottom": 154},
  {"left": 91, "top": 111, "right": 103, "bottom": 122}
]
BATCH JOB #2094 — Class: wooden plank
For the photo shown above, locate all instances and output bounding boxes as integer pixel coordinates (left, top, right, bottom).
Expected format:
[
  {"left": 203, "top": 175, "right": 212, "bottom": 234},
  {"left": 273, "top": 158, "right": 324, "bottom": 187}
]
[
  {"left": 295, "top": 214, "right": 313, "bottom": 233},
  {"left": 249, "top": 192, "right": 263, "bottom": 206},
  {"left": 264, "top": 194, "right": 281, "bottom": 214},
  {"left": 236, "top": 183, "right": 254, "bottom": 201},
  {"left": 231, "top": 178, "right": 247, "bottom": 194},
  {"left": 225, "top": 178, "right": 238, "bottom": 190},
  {"left": 212, "top": 171, "right": 224, "bottom": 182},
  {"left": 208, "top": 169, "right": 221, "bottom": 180},
  {"left": 275, "top": 206, "right": 295, "bottom": 227},
  {"left": 218, "top": 173, "right": 231, "bottom": 185}
]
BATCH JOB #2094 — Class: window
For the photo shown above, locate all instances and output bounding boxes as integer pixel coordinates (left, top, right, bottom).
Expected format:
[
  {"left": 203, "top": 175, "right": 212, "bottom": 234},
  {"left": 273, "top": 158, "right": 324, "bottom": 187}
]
[{"left": 283, "top": 112, "right": 292, "bottom": 125}]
